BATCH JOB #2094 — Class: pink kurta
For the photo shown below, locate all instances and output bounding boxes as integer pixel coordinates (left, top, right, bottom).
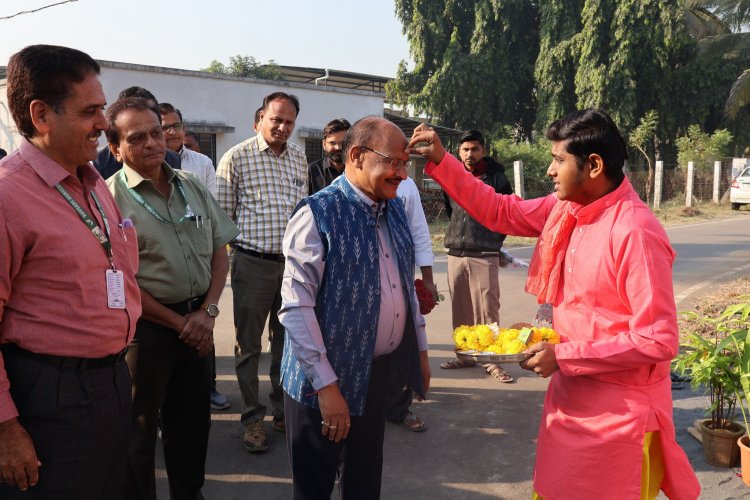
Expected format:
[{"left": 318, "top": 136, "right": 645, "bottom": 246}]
[{"left": 427, "top": 154, "right": 699, "bottom": 500}]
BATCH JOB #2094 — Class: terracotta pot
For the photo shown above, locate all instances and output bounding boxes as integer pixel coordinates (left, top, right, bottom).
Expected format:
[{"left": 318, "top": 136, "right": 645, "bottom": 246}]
[
  {"left": 699, "top": 420, "right": 745, "bottom": 467},
  {"left": 739, "top": 435, "right": 750, "bottom": 486}
]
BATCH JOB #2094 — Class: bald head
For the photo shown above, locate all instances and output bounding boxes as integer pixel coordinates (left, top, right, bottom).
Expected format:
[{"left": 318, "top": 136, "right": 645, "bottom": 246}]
[{"left": 343, "top": 116, "right": 409, "bottom": 201}]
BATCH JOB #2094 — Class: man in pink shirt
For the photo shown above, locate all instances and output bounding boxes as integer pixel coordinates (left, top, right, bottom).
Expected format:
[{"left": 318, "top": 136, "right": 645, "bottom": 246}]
[
  {"left": 409, "top": 109, "right": 700, "bottom": 499},
  {"left": 0, "top": 45, "right": 141, "bottom": 499}
]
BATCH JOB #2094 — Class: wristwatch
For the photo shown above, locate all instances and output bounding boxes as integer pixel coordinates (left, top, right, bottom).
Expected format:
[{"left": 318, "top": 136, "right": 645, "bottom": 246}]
[{"left": 204, "top": 303, "right": 220, "bottom": 318}]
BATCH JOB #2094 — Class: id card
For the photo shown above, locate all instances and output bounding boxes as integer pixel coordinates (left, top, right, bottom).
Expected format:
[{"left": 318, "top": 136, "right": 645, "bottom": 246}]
[{"left": 106, "top": 269, "right": 126, "bottom": 309}]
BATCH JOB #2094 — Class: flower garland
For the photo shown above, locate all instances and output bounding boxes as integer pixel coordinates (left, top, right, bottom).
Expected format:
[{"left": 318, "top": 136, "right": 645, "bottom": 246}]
[{"left": 453, "top": 323, "right": 560, "bottom": 354}]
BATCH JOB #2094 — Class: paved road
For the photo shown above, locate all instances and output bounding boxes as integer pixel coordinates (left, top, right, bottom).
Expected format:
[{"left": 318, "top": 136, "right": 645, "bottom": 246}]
[{"left": 155, "top": 213, "right": 750, "bottom": 499}]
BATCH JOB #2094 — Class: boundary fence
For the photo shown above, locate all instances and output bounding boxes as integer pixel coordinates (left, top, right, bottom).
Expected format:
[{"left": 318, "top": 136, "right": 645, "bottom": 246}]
[{"left": 419, "top": 158, "right": 743, "bottom": 222}]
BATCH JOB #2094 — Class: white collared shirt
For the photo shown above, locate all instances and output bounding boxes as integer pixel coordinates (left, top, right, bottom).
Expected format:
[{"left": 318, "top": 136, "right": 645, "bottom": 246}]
[{"left": 179, "top": 146, "right": 216, "bottom": 196}]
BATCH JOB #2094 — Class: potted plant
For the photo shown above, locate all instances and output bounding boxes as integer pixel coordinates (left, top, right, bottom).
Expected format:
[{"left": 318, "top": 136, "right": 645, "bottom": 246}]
[
  {"left": 674, "top": 304, "right": 748, "bottom": 467},
  {"left": 722, "top": 302, "right": 750, "bottom": 483}
]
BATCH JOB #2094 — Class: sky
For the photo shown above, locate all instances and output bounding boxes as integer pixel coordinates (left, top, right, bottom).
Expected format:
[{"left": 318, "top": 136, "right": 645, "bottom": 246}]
[{"left": 0, "top": 0, "right": 413, "bottom": 78}]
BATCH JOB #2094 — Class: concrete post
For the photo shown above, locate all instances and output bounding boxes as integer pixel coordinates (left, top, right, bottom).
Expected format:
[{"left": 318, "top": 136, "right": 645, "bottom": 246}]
[
  {"left": 713, "top": 160, "right": 721, "bottom": 204},
  {"left": 686, "top": 161, "right": 694, "bottom": 208},
  {"left": 654, "top": 161, "right": 663, "bottom": 210},
  {"left": 513, "top": 160, "right": 525, "bottom": 199}
]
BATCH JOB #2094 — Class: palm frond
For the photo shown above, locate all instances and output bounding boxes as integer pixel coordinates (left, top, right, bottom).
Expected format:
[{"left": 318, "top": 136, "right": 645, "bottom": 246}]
[{"left": 725, "top": 68, "right": 750, "bottom": 118}]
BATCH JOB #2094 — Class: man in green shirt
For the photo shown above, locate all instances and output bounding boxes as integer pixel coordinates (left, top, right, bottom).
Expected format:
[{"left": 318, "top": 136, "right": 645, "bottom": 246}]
[{"left": 105, "top": 97, "right": 238, "bottom": 500}]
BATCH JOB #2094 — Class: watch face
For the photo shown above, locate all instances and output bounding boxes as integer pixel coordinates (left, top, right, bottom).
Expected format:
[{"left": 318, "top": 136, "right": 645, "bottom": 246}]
[{"left": 206, "top": 304, "right": 220, "bottom": 317}]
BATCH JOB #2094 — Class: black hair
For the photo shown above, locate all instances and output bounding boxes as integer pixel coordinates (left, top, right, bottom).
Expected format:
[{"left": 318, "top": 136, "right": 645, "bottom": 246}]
[
  {"left": 105, "top": 97, "right": 161, "bottom": 144},
  {"left": 459, "top": 129, "right": 485, "bottom": 147},
  {"left": 118, "top": 86, "right": 157, "bottom": 102},
  {"left": 7, "top": 44, "right": 100, "bottom": 137},
  {"left": 323, "top": 118, "right": 351, "bottom": 139},
  {"left": 263, "top": 92, "right": 300, "bottom": 116},
  {"left": 158, "top": 102, "right": 183, "bottom": 122},
  {"left": 545, "top": 109, "right": 628, "bottom": 183}
]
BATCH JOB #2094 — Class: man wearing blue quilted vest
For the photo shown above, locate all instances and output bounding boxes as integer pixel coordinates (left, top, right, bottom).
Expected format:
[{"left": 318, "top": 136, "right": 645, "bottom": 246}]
[{"left": 279, "top": 116, "right": 431, "bottom": 499}]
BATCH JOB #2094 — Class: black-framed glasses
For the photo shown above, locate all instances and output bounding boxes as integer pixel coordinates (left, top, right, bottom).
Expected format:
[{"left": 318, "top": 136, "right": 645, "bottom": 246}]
[
  {"left": 359, "top": 145, "right": 411, "bottom": 170},
  {"left": 162, "top": 122, "right": 184, "bottom": 132}
]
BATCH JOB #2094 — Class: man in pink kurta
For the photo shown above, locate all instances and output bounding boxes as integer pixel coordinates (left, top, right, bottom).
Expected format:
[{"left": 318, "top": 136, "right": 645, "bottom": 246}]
[{"left": 409, "top": 110, "right": 699, "bottom": 499}]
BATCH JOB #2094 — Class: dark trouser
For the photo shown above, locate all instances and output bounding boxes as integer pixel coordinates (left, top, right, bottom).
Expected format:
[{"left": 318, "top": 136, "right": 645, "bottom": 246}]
[
  {"left": 385, "top": 386, "right": 413, "bottom": 423},
  {"left": 210, "top": 350, "right": 217, "bottom": 393},
  {"left": 284, "top": 356, "right": 390, "bottom": 500},
  {"left": 231, "top": 250, "right": 285, "bottom": 425},
  {"left": 125, "top": 319, "right": 211, "bottom": 500},
  {"left": 0, "top": 347, "right": 131, "bottom": 500}
]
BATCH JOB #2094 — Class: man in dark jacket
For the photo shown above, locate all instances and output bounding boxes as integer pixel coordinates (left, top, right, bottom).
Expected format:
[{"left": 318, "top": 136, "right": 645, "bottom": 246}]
[{"left": 440, "top": 129, "right": 515, "bottom": 382}]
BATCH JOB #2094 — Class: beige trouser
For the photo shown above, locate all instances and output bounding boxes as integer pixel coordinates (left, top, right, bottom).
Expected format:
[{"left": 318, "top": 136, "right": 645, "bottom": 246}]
[{"left": 447, "top": 254, "right": 501, "bottom": 328}]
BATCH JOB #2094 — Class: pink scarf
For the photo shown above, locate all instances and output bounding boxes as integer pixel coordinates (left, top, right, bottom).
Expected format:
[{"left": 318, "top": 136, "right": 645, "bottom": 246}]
[{"left": 525, "top": 200, "right": 577, "bottom": 305}]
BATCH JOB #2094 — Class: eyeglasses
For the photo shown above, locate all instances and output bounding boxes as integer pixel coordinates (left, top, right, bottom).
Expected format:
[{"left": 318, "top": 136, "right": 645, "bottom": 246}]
[
  {"left": 359, "top": 145, "right": 411, "bottom": 171},
  {"left": 162, "top": 122, "right": 184, "bottom": 132}
]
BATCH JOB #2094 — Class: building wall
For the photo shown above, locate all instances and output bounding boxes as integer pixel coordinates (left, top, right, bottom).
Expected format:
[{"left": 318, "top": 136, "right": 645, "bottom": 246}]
[{"left": 0, "top": 61, "right": 385, "bottom": 163}]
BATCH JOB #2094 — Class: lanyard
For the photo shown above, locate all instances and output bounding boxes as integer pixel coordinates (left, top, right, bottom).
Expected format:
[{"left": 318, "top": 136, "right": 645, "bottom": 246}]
[
  {"left": 54, "top": 184, "right": 114, "bottom": 266},
  {"left": 118, "top": 170, "right": 196, "bottom": 224}
]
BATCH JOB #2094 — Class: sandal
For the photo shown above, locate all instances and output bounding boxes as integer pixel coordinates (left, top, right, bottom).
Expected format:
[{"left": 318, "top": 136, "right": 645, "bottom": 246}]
[
  {"left": 440, "top": 358, "right": 476, "bottom": 369},
  {"left": 487, "top": 364, "right": 514, "bottom": 383},
  {"left": 401, "top": 411, "right": 427, "bottom": 432}
]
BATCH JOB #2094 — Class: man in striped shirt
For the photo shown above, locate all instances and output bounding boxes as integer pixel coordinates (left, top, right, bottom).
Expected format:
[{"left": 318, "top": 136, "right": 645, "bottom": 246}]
[{"left": 216, "top": 92, "right": 308, "bottom": 452}]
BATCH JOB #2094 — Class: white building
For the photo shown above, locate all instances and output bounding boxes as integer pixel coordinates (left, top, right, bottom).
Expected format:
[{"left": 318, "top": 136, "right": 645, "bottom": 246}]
[{"left": 0, "top": 61, "right": 387, "bottom": 165}]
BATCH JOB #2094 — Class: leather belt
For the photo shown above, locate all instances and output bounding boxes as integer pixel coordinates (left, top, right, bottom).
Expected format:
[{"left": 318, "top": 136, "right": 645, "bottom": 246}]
[
  {"left": 2, "top": 343, "right": 127, "bottom": 372},
  {"left": 447, "top": 250, "right": 500, "bottom": 258},
  {"left": 163, "top": 296, "right": 204, "bottom": 315},
  {"left": 233, "top": 245, "right": 284, "bottom": 262}
]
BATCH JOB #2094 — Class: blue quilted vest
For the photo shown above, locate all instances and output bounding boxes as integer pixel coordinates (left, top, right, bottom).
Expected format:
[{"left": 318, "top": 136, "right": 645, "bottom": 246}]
[{"left": 281, "top": 176, "right": 425, "bottom": 416}]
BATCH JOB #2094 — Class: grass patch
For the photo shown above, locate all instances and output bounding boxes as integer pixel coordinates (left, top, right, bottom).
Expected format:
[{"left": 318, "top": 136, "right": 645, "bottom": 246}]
[{"left": 678, "top": 277, "right": 750, "bottom": 342}]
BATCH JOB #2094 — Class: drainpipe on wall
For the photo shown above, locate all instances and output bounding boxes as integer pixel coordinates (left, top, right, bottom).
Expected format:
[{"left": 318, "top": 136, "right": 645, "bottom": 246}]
[{"left": 315, "top": 69, "right": 330, "bottom": 86}]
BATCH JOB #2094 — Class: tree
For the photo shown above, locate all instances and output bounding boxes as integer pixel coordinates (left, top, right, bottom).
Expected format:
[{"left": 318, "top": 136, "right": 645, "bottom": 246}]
[
  {"left": 387, "top": 0, "right": 539, "bottom": 137},
  {"left": 534, "top": 0, "right": 584, "bottom": 131},
  {"left": 628, "top": 110, "right": 659, "bottom": 204},
  {"left": 202, "top": 54, "right": 282, "bottom": 80},
  {"left": 676, "top": 124, "right": 733, "bottom": 168}
]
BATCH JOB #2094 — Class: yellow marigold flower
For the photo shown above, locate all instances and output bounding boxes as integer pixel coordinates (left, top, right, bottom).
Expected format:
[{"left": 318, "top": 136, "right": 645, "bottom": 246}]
[
  {"left": 465, "top": 331, "right": 481, "bottom": 351},
  {"left": 454, "top": 331, "right": 470, "bottom": 350},
  {"left": 485, "top": 343, "right": 504, "bottom": 353},
  {"left": 499, "top": 329, "right": 519, "bottom": 344},
  {"left": 529, "top": 330, "right": 545, "bottom": 345},
  {"left": 474, "top": 325, "right": 495, "bottom": 349},
  {"left": 539, "top": 327, "right": 560, "bottom": 344},
  {"left": 504, "top": 339, "right": 527, "bottom": 354}
]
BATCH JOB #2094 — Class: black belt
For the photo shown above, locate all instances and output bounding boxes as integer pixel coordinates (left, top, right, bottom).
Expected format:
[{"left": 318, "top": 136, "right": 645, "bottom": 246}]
[
  {"left": 163, "top": 296, "right": 204, "bottom": 315},
  {"left": 2, "top": 343, "right": 127, "bottom": 372},
  {"left": 233, "top": 245, "right": 284, "bottom": 262},
  {"left": 447, "top": 250, "right": 500, "bottom": 258}
]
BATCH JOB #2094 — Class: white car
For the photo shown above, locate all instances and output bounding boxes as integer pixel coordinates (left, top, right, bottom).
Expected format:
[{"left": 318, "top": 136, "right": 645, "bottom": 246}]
[{"left": 731, "top": 167, "right": 750, "bottom": 210}]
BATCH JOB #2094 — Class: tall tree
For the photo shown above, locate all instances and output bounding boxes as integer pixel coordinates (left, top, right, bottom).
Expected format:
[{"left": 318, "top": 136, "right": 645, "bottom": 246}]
[
  {"left": 534, "top": 0, "right": 583, "bottom": 131},
  {"left": 387, "top": 0, "right": 539, "bottom": 137},
  {"left": 202, "top": 54, "right": 282, "bottom": 80}
]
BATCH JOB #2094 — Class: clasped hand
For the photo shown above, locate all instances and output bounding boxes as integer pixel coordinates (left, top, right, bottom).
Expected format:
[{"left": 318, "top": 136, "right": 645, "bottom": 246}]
[{"left": 179, "top": 310, "right": 214, "bottom": 357}]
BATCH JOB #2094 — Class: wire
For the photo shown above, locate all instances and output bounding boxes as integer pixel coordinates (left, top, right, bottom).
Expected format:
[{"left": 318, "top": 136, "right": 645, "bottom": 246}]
[{"left": 0, "top": 0, "right": 78, "bottom": 21}]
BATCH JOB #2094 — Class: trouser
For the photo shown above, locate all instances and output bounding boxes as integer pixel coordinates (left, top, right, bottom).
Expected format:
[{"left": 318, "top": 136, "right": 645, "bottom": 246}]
[
  {"left": 447, "top": 254, "right": 501, "bottom": 328},
  {"left": 285, "top": 356, "right": 391, "bottom": 500},
  {"left": 385, "top": 345, "right": 412, "bottom": 422},
  {"left": 0, "top": 346, "right": 131, "bottom": 500},
  {"left": 125, "top": 319, "right": 212, "bottom": 500},
  {"left": 232, "top": 250, "right": 285, "bottom": 425}
]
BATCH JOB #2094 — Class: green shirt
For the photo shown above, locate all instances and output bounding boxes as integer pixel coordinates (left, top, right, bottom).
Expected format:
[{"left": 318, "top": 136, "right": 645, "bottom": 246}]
[{"left": 107, "top": 162, "right": 239, "bottom": 304}]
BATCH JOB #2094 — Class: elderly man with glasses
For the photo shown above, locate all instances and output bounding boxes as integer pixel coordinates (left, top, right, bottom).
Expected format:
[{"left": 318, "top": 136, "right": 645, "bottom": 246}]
[{"left": 279, "top": 115, "right": 431, "bottom": 499}]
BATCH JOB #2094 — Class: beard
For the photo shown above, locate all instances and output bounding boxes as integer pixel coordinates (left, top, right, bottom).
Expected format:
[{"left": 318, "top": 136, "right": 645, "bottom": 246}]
[{"left": 327, "top": 150, "right": 344, "bottom": 164}]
